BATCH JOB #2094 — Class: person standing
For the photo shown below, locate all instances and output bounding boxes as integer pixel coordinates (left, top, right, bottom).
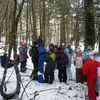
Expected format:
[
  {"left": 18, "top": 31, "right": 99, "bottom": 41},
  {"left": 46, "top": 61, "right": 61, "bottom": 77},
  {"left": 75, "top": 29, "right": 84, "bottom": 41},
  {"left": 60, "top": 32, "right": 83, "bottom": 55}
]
[
  {"left": 44, "top": 44, "right": 56, "bottom": 84},
  {"left": 56, "top": 46, "right": 68, "bottom": 83},
  {"left": 73, "top": 50, "right": 84, "bottom": 83},
  {"left": 19, "top": 42, "right": 28, "bottom": 72},
  {"left": 82, "top": 54, "right": 100, "bottom": 100},
  {"left": 29, "top": 41, "right": 39, "bottom": 80},
  {"left": 64, "top": 45, "right": 73, "bottom": 80},
  {"left": 37, "top": 43, "right": 46, "bottom": 83},
  {"left": 93, "top": 52, "right": 100, "bottom": 97}
]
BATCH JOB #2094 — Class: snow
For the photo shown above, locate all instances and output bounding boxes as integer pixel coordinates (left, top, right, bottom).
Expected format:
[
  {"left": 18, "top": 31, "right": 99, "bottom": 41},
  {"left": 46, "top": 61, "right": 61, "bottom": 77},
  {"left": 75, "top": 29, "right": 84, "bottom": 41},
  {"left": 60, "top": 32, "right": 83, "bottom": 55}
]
[{"left": 0, "top": 49, "right": 100, "bottom": 100}]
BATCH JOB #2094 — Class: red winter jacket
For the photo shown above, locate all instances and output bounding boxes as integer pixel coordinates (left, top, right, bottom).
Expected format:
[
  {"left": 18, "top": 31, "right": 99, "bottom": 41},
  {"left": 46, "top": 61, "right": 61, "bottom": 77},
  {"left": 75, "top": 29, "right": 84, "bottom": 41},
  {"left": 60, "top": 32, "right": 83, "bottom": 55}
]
[{"left": 82, "top": 58, "right": 100, "bottom": 80}]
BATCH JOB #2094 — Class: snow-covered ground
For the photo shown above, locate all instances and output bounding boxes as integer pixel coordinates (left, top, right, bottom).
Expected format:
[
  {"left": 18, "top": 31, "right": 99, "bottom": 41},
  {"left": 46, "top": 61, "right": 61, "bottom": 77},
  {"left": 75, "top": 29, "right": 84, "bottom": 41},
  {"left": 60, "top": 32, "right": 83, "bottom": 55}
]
[{"left": 0, "top": 54, "right": 100, "bottom": 100}]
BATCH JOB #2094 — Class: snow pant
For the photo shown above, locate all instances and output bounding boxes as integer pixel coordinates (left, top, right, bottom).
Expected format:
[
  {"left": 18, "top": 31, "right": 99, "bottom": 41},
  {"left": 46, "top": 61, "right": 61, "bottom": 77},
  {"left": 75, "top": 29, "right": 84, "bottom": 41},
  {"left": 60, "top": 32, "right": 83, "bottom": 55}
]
[
  {"left": 30, "top": 61, "right": 38, "bottom": 80},
  {"left": 87, "top": 77, "right": 97, "bottom": 100},
  {"left": 95, "top": 79, "right": 99, "bottom": 93},
  {"left": 95, "top": 77, "right": 100, "bottom": 97},
  {"left": 66, "top": 67, "right": 73, "bottom": 80},
  {"left": 76, "top": 68, "right": 84, "bottom": 83},
  {"left": 20, "top": 60, "right": 27, "bottom": 72},
  {"left": 58, "top": 67, "right": 67, "bottom": 83},
  {"left": 44, "top": 71, "right": 54, "bottom": 84},
  {"left": 38, "top": 60, "right": 44, "bottom": 73}
]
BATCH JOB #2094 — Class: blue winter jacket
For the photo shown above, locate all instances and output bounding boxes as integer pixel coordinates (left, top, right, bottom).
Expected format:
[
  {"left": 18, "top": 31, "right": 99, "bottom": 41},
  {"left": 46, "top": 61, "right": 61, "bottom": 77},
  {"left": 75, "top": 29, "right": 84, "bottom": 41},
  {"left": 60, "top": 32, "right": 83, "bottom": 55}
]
[{"left": 38, "top": 46, "right": 46, "bottom": 73}]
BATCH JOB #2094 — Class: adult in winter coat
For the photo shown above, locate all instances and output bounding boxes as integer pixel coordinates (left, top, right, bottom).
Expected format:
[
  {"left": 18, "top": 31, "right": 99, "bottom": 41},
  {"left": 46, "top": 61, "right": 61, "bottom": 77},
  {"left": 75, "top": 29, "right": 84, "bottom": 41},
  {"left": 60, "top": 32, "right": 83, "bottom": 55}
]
[
  {"left": 82, "top": 55, "right": 100, "bottom": 100},
  {"left": 38, "top": 43, "right": 46, "bottom": 73},
  {"left": 64, "top": 46, "right": 73, "bottom": 80},
  {"left": 19, "top": 43, "right": 28, "bottom": 72},
  {"left": 44, "top": 44, "right": 56, "bottom": 84},
  {"left": 29, "top": 41, "right": 39, "bottom": 80},
  {"left": 56, "top": 46, "right": 68, "bottom": 83},
  {"left": 37, "top": 43, "right": 46, "bottom": 83}
]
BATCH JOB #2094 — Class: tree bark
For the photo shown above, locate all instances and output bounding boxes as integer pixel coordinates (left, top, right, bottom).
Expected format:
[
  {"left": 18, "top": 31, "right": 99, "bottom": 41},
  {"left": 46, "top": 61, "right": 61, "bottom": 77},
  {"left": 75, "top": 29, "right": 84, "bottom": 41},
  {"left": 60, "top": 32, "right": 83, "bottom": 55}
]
[
  {"left": 0, "top": 0, "right": 25, "bottom": 99},
  {"left": 84, "top": 0, "right": 95, "bottom": 49}
]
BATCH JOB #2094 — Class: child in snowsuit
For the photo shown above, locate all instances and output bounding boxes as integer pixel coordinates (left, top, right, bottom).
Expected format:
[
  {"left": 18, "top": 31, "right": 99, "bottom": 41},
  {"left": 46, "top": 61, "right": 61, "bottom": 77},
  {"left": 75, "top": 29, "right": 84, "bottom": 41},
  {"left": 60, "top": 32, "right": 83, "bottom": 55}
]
[
  {"left": 44, "top": 45, "right": 56, "bottom": 84},
  {"left": 82, "top": 54, "right": 100, "bottom": 100},
  {"left": 73, "top": 50, "right": 84, "bottom": 83},
  {"left": 56, "top": 46, "right": 68, "bottom": 83}
]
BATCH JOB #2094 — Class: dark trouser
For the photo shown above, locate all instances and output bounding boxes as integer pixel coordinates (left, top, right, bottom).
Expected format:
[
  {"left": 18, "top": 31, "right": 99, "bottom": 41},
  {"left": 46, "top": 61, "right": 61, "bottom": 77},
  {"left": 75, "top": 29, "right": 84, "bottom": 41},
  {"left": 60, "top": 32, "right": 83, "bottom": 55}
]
[
  {"left": 58, "top": 67, "right": 67, "bottom": 83},
  {"left": 76, "top": 68, "right": 84, "bottom": 83},
  {"left": 20, "top": 60, "right": 27, "bottom": 72},
  {"left": 44, "top": 71, "right": 54, "bottom": 84},
  {"left": 30, "top": 61, "right": 38, "bottom": 80}
]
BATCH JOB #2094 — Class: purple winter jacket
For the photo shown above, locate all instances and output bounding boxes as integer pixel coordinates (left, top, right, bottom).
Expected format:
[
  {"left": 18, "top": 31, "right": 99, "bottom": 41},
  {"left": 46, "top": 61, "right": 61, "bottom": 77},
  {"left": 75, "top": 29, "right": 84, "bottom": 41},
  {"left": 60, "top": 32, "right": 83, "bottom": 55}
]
[{"left": 19, "top": 47, "right": 28, "bottom": 62}]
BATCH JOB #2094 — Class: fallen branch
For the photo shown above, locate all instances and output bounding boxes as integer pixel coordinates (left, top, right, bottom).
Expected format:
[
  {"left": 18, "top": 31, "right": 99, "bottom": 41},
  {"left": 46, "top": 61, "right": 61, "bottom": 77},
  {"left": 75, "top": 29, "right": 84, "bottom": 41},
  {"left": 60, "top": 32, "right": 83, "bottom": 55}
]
[
  {"left": 20, "top": 79, "right": 33, "bottom": 100},
  {"left": 21, "top": 78, "right": 29, "bottom": 98},
  {"left": 30, "top": 86, "right": 62, "bottom": 100}
]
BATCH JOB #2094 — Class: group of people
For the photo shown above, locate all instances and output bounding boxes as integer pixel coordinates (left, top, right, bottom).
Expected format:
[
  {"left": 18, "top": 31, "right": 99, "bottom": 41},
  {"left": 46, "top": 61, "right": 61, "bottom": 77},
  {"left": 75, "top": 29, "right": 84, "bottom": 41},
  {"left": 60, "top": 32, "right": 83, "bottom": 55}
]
[
  {"left": 0, "top": 40, "right": 100, "bottom": 100},
  {"left": 73, "top": 48, "right": 100, "bottom": 100},
  {"left": 28, "top": 42, "right": 73, "bottom": 84},
  {"left": 29, "top": 42, "right": 100, "bottom": 100}
]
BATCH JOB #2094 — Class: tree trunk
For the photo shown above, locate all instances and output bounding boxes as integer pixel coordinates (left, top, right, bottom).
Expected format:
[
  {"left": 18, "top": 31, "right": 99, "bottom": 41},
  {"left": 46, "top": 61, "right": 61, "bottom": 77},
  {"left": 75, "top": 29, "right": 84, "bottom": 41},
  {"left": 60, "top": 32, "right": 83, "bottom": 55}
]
[
  {"left": 41, "top": 0, "right": 45, "bottom": 44},
  {"left": 26, "top": 0, "right": 29, "bottom": 43},
  {"left": 60, "top": 0, "right": 66, "bottom": 45},
  {"left": 0, "top": 0, "right": 25, "bottom": 99},
  {"left": 31, "top": 0, "right": 37, "bottom": 42},
  {"left": 84, "top": 0, "right": 95, "bottom": 49}
]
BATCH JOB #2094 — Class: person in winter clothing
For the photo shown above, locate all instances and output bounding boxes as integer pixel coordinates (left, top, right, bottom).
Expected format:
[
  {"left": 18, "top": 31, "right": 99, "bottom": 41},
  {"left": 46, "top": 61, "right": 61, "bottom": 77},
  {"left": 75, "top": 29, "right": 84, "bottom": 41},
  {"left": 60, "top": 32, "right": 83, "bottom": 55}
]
[
  {"left": 93, "top": 52, "right": 100, "bottom": 97},
  {"left": 64, "top": 46, "right": 73, "bottom": 80},
  {"left": 0, "top": 52, "right": 14, "bottom": 68},
  {"left": 56, "top": 46, "right": 68, "bottom": 83},
  {"left": 36, "top": 35, "right": 44, "bottom": 46},
  {"left": 37, "top": 43, "right": 46, "bottom": 83},
  {"left": 44, "top": 44, "right": 56, "bottom": 84},
  {"left": 82, "top": 54, "right": 100, "bottom": 100},
  {"left": 29, "top": 41, "right": 39, "bottom": 80},
  {"left": 19, "top": 42, "right": 28, "bottom": 72},
  {"left": 38, "top": 43, "right": 46, "bottom": 73},
  {"left": 73, "top": 50, "right": 84, "bottom": 83}
]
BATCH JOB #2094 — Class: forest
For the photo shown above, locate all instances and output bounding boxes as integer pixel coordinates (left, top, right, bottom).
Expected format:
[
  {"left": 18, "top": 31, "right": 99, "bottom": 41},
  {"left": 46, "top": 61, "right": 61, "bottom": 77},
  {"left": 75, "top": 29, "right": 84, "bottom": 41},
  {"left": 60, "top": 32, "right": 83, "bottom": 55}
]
[{"left": 0, "top": 0, "right": 100, "bottom": 99}]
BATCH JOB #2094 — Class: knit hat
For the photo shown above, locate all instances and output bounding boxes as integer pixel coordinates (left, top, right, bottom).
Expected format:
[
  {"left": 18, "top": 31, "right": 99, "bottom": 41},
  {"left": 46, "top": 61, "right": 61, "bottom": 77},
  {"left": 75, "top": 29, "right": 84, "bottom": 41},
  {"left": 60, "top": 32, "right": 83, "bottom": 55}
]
[
  {"left": 49, "top": 43, "right": 54, "bottom": 52},
  {"left": 84, "top": 54, "right": 90, "bottom": 61}
]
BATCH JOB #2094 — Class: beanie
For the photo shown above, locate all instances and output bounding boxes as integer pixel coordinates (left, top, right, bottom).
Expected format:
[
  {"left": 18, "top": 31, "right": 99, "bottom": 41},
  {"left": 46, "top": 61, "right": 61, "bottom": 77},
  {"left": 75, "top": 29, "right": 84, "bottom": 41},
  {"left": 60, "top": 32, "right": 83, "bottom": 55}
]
[{"left": 84, "top": 54, "right": 90, "bottom": 61}]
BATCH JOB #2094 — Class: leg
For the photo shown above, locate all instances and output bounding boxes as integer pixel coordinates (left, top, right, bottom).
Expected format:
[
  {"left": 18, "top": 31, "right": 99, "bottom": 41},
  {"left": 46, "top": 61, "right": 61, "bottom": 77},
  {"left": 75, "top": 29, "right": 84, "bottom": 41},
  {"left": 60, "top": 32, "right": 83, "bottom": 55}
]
[
  {"left": 44, "top": 72, "right": 49, "bottom": 83},
  {"left": 49, "top": 71, "right": 54, "bottom": 84},
  {"left": 58, "top": 69, "right": 62, "bottom": 82},
  {"left": 62, "top": 67, "right": 67, "bottom": 83},
  {"left": 95, "top": 79, "right": 99, "bottom": 97},
  {"left": 30, "top": 61, "right": 38, "bottom": 80},
  {"left": 87, "top": 78, "right": 97, "bottom": 100},
  {"left": 76, "top": 68, "right": 82, "bottom": 83},
  {"left": 20, "top": 60, "right": 27, "bottom": 72},
  {"left": 66, "top": 67, "right": 73, "bottom": 80}
]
